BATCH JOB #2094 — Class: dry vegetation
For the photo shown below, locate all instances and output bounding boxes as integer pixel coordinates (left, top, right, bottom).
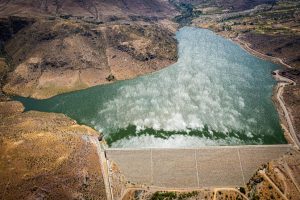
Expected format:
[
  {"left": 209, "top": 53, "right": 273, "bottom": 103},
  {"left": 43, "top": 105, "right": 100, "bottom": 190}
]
[{"left": 121, "top": 189, "right": 248, "bottom": 200}]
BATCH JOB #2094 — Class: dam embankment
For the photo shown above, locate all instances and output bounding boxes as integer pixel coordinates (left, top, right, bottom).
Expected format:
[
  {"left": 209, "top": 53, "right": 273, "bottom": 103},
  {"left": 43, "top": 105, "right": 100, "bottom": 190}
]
[{"left": 105, "top": 145, "right": 291, "bottom": 188}]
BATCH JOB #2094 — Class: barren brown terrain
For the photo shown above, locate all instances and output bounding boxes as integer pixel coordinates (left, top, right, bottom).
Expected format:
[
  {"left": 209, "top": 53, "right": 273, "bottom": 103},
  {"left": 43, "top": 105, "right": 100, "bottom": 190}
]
[
  {"left": 2, "top": 19, "right": 177, "bottom": 98},
  {"left": 0, "top": 0, "right": 178, "bottom": 99},
  {"left": 0, "top": 101, "right": 107, "bottom": 199}
]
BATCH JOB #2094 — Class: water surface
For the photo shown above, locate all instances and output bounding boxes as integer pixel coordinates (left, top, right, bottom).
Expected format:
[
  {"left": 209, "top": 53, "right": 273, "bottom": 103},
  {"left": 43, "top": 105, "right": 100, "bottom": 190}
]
[{"left": 15, "top": 27, "right": 285, "bottom": 148}]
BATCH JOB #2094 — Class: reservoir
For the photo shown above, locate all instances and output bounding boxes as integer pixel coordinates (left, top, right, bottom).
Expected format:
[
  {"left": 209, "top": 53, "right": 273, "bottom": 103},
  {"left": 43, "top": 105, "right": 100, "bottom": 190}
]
[{"left": 15, "top": 27, "right": 286, "bottom": 148}]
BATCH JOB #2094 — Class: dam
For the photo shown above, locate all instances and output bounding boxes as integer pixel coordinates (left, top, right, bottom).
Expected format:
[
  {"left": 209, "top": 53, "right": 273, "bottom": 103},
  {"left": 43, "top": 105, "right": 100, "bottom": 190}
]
[{"left": 104, "top": 145, "right": 291, "bottom": 188}]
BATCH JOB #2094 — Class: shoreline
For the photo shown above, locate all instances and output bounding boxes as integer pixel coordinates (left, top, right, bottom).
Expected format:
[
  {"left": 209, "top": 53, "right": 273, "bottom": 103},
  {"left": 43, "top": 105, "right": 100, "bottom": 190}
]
[
  {"left": 233, "top": 36, "right": 292, "bottom": 69},
  {"left": 230, "top": 35, "right": 299, "bottom": 149}
]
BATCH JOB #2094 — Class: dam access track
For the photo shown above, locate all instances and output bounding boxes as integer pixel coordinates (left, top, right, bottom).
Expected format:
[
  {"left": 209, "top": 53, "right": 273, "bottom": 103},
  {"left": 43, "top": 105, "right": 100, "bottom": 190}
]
[{"left": 105, "top": 145, "right": 291, "bottom": 189}]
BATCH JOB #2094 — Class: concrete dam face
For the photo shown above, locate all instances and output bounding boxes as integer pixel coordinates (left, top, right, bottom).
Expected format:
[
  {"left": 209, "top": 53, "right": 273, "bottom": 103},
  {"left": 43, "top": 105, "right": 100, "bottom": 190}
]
[{"left": 16, "top": 27, "right": 285, "bottom": 148}]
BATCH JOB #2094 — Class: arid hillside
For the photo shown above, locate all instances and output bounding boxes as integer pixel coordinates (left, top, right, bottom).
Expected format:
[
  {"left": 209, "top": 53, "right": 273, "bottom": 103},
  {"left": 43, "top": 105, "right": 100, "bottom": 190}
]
[
  {"left": 0, "top": 0, "right": 178, "bottom": 19},
  {"left": 0, "top": 0, "right": 178, "bottom": 99},
  {"left": 0, "top": 101, "right": 107, "bottom": 199},
  {"left": 1, "top": 18, "right": 177, "bottom": 98}
]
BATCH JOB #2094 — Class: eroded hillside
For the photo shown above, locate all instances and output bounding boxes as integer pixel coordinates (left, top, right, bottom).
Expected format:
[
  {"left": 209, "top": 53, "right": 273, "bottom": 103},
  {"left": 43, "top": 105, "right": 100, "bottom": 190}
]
[
  {"left": 1, "top": 17, "right": 177, "bottom": 98},
  {"left": 0, "top": 1, "right": 178, "bottom": 98}
]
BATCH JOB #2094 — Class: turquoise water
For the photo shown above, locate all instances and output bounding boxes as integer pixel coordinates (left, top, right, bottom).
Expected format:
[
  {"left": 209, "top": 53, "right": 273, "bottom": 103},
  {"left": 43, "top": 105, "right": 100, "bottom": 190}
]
[{"left": 15, "top": 27, "right": 286, "bottom": 148}]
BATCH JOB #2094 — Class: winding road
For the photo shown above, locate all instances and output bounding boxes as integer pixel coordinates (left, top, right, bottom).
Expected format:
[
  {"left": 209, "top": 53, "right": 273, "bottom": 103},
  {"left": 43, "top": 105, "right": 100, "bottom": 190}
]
[{"left": 272, "top": 70, "right": 299, "bottom": 149}]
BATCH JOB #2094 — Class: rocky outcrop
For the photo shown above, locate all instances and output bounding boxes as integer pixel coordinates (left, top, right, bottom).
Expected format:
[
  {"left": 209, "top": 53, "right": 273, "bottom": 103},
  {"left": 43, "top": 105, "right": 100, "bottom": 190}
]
[
  {"left": 0, "top": 101, "right": 107, "bottom": 199},
  {"left": 283, "top": 83, "right": 300, "bottom": 143}
]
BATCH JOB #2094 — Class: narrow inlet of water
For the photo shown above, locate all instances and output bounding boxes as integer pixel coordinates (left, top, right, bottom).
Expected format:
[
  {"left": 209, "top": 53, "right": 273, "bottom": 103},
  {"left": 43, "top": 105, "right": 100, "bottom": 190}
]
[{"left": 15, "top": 27, "right": 286, "bottom": 148}]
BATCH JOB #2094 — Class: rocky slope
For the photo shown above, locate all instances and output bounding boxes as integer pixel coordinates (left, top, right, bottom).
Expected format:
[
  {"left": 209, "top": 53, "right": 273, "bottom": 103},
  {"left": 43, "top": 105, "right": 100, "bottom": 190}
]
[
  {"left": 0, "top": 101, "right": 107, "bottom": 199},
  {"left": 1, "top": 18, "right": 177, "bottom": 98},
  {"left": 0, "top": 0, "right": 178, "bottom": 99}
]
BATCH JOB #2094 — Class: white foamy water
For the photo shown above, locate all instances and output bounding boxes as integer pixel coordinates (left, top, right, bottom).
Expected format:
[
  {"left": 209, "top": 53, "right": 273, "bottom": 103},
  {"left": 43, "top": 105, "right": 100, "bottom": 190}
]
[
  {"left": 110, "top": 135, "right": 257, "bottom": 148},
  {"left": 90, "top": 27, "right": 281, "bottom": 147}
]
